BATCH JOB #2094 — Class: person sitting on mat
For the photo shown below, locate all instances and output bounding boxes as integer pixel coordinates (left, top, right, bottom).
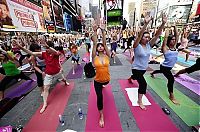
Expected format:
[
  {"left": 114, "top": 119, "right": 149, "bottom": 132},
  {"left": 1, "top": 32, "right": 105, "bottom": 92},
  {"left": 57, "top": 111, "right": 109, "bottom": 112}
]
[
  {"left": 92, "top": 23, "right": 110, "bottom": 128},
  {"left": 0, "top": 43, "right": 34, "bottom": 101},
  {"left": 128, "top": 13, "right": 167, "bottom": 110},
  {"left": 70, "top": 44, "right": 80, "bottom": 74},
  {"left": 174, "top": 58, "right": 200, "bottom": 77},
  {"left": 15, "top": 37, "right": 69, "bottom": 114},
  {"left": 150, "top": 24, "right": 180, "bottom": 105}
]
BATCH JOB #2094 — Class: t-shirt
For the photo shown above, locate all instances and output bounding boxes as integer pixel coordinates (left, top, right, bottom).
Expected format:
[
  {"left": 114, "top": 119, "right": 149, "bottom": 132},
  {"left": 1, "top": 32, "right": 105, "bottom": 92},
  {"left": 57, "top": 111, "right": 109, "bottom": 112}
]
[
  {"left": 132, "top": 43, "right": 151, "bottom": 70},
  {"left": 2, "top": 61, "right": 20, "bottom": 76},
  {"left": 42, "top": 52, "right": 60, "bottom": 75}
]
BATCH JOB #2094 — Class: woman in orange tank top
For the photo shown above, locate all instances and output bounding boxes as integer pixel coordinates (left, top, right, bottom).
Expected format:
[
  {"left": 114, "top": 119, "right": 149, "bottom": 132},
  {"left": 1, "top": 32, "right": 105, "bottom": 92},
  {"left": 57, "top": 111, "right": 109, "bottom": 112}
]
[{"left": 92, "top": 24, "right": 110, "bottom": 128}]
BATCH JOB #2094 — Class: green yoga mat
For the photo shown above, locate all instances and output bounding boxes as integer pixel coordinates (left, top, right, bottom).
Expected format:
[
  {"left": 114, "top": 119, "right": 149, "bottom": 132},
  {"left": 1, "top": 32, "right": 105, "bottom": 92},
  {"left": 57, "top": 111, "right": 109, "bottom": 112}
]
[{"left": 145, "top": 75, "right": 200, "bottom": 126}]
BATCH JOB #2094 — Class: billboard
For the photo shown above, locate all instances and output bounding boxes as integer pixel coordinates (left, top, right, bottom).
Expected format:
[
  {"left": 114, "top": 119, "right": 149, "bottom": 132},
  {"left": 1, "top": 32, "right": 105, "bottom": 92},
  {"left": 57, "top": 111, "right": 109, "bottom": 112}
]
[
  {"left": 63, "top": 12, "right": 71, "bottom": 32},
  {"left": 0, "top": 0, "right": 46, "bottom": 32},
  {"left": 168, "top": 5, "right": 192, "bottom": 24},
  {"left": 142, "top": 0, "right": 157, "bottom": 17},
  {"left": 52, "top": 0, "right": 64, "bottom": 28},
  {"left": 106, "top": 0, "right": 123, "bottom": 26},
  {"left": 41, "top": 0, "right": 55, "bottom": 32}
]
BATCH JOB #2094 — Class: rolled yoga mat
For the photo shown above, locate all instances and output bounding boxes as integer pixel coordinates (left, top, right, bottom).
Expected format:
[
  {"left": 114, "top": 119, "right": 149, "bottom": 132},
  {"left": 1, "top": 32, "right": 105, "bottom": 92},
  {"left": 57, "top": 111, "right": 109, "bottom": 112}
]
[
  {"left": 118, "top": 79, "right": 178, "bottom": 131},
  {"left": 85, "top": 83, "right": 122, "bottom": 131},
  {"left": 145, "top": 75, "right": 200, "bottom": 126},
  {"left": 66, "top": 63, "right": 84, "bottom": 79},
  {"left": 23, "top": 82, "right": 74, "bottom": 132}
]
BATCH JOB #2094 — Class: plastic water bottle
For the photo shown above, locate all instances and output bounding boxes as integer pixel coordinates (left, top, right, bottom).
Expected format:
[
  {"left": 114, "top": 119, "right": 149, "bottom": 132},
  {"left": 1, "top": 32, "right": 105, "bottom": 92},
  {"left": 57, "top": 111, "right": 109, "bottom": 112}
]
[
  {"left": 59, "top": 114, "right": 65, "bottom": 126},
  {"left": 78, "top": 108, "right": 83, "bottom": 120}
]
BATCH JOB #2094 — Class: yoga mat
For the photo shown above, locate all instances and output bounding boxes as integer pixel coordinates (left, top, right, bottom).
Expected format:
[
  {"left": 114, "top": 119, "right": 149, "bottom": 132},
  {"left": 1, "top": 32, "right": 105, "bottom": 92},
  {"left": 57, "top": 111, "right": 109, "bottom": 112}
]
[
  {"left": 18, "top": 63, "right": 31, "bottom": 71},
  {"left": 125, "top": 88, "right": 151, "bottom": 106},
  {"left": 66, "top": 63, "right": 84, "bottom": 79},
  {"left": 175, "top": 74, "right": 200, "bottom": 95},
  {"left": 85, "top": 83, "right": 122, "bottom": 131},
  {"left": 23, "top": 82, "right": 74, "bottom": 132},
  {"left": 110, "top": 56, "right": 123, "bottom": 66},
  {"left": 5, "top": 80, "right": 36, "bottom": 99},
  {"left": 119, "top": 80, "right": 178, "bottom": 131},
  {"left": 145, "top": 75, "right": 200, "bottom": 126}
]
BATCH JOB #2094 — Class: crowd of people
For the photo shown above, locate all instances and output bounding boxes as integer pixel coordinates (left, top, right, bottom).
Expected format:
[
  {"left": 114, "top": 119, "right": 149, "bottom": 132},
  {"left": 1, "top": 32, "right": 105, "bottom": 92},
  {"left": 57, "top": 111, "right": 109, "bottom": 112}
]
[{"left": 0, "top": 13, "right": 200, "bottom": 128}]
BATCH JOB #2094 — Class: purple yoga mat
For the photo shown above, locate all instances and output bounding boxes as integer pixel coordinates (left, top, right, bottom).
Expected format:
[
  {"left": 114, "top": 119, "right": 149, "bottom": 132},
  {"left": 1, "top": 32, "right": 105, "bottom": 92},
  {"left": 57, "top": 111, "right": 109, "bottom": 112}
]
[
  {"left": 66, "top": 63, "right": 84, "bottom": 79},
  {"left": 5, "top": 80, "right": 36, "bottom": 99},
  {"left": 175, "top": 74, "right": 200, "bottom": 95}
]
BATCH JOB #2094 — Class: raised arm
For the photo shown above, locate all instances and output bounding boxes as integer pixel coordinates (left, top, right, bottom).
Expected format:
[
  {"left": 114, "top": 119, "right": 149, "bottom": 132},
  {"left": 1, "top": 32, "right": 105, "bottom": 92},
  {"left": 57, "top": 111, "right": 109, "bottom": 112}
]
[
  {"left": 161, "top": 27, "right": 169, "bottom": 53},
  {"left": 133, "top": 16, "right": 152, "bottom": 48},
  {"left": 149, "top": 13, "right": 167, "bottom": 47},
  {"left": 102, "top": 29, "right": 110, "bottom": 57},
  {"left": 92, "top": 25, "right": 98, "bottom": 59},
  {"left": 173, "top": 24, "right": 179, "bottom": 45},
  {"left": 15, "top": 39, "right": 42, "bottom": 57}
]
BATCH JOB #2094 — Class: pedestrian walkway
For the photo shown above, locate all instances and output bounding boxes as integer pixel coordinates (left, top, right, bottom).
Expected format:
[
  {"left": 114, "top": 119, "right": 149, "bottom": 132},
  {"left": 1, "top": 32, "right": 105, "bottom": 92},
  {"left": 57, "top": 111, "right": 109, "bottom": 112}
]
[{"left": 0, "top": 45, "right": 199, "bottom": 132}]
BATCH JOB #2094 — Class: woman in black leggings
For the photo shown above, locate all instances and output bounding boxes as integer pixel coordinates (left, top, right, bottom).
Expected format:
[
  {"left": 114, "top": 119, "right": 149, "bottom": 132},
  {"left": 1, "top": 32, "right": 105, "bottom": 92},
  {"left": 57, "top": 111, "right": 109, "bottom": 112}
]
[
  {"left": 128, "top": 14, "right": 167, "bottom": 110},
  {"left": 150, "top": 25, "right": 179, "bottom": 105},
  {"left": 92, "top": 24, "right": 110, "bottom": 128}
]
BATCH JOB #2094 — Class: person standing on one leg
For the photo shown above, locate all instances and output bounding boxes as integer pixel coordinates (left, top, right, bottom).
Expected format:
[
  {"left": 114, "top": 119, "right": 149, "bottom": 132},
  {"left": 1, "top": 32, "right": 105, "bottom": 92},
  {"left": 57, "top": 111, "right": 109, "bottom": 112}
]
[
  {"left": 15, "top": 37, "right": 69, "bottom": 114},
  {"left": 92, "top": 24, "right": 110, "bottom": 128},
  {"left": 128, "top": 13, "right": 167, "bottom": 110},
  {"left": 150, "top": 24, "right": 180, "bottom": 105}
]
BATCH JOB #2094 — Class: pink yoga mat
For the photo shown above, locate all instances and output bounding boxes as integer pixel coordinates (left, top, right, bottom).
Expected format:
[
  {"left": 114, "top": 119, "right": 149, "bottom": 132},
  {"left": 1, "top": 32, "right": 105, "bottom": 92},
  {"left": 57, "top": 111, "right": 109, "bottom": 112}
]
[
  {"left": 118, "top": 80, "right": 178, "bottom": 132},
  {"left": 175, "top": 74, "right": 200, "bottom": 95},
  {"left": 85, "top": 83, "right": 122, "bottom": 131},
  {"left": 23, "top": 82, "right": 74, "bottom": 132}
]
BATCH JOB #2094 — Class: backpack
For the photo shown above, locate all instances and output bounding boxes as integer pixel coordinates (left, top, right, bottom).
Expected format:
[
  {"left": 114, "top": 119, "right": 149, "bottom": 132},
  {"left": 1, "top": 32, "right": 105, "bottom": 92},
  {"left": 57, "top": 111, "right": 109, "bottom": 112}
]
[{"left": 84, "top": 62, "right": 96, "bottom": 78}]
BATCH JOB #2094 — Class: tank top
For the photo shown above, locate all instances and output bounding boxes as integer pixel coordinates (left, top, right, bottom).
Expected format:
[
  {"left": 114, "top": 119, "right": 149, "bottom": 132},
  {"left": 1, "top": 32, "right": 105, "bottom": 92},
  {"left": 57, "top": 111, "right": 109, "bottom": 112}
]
[
  {"left": 132, "top": 43, "right": 151, "bottom": 70},
  {"left": 93, "top": 55, "right": 110, "bottom": 83},
  {"left": 2, "top": 61, "right": 20, "bottom": 76},
  {"left": 162, "top": 49, "right": 178, "bottom": 68},
  {"left": 35, "top": 57, "right": 46, "bottom": 67}
]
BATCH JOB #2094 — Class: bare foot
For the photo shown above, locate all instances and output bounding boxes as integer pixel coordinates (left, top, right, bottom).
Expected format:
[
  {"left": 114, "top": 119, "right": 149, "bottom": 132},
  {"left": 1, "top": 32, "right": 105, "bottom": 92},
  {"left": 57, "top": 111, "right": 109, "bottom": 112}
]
[
  {"left": 40, "top": 104, "right": 47, "bottom": 114},
  {"left": 63, "top": 80, "right": 69, "bottom": 86},
  {"left": 169, "top": 97, "right": 180, "bottom": 105},
  {"left": 99, "top": 115, "right": 104, "bottom": 128},
  {"left": 137, "top": 101, "right": 147, "bottom": 110}
]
